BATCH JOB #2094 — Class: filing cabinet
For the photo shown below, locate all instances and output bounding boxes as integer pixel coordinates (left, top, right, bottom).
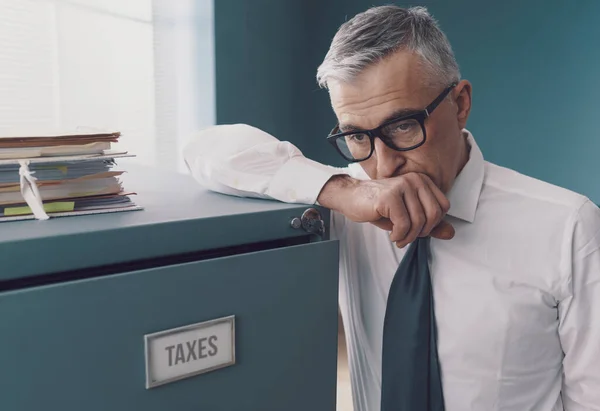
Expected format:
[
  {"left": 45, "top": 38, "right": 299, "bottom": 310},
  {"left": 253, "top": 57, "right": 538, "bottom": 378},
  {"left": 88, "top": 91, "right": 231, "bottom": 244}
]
[{"left": 0, "top": 164, "right": 339, "bottom": 411}]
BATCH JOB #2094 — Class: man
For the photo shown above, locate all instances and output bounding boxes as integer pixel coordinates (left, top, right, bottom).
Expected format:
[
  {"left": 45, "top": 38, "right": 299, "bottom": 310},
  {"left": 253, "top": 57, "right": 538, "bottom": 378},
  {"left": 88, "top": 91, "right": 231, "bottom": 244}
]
[{"left": 184, "top": 5, "right": 600, "bottom": 411}]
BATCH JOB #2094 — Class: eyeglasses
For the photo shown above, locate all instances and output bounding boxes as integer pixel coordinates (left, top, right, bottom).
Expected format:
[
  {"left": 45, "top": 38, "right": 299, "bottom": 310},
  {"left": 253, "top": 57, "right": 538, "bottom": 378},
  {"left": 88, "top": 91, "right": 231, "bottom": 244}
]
[{"left": 326, "top": 83, "right": 457, "bottom": 162}]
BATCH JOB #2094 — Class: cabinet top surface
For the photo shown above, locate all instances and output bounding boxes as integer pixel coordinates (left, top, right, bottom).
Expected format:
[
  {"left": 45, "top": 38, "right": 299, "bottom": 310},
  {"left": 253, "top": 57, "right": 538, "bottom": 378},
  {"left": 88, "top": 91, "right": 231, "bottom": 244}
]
[
  {"left": 0, "top": 161, "right": 326, "bottom": 280},
  {"left": 0, "top": 161, "right": 309, "bottom": 244}
]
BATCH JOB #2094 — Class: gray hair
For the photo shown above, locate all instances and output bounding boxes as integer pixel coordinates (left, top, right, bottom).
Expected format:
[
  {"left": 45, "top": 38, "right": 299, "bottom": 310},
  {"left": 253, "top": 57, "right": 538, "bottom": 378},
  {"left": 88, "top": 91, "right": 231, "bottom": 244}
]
[{"left": 316, "top": 6, "right": 461, "bottom": 89}]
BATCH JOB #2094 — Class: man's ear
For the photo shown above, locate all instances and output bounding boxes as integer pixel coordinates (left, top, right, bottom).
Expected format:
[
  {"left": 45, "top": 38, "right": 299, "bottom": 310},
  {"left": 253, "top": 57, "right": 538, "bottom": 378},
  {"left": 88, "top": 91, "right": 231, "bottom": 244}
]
[{"left": 454, "top": 80, "right": 472, "bottom": 130}]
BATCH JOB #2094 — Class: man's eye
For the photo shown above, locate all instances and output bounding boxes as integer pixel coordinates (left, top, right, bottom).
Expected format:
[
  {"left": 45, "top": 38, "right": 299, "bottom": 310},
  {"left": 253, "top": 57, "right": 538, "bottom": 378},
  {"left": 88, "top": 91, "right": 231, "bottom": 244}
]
[
  {"left": 393, "top": 122, "right": 413, "bottom": 132},
  {"left": 348, "top": 134, "right": 368, "bottom": 143}
]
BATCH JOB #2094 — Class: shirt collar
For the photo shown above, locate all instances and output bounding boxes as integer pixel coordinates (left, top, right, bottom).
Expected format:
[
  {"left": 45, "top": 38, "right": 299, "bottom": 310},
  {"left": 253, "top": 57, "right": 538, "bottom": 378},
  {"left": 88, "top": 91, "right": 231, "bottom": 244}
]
[{"left": 446, "top": 130, "right": 485, "bottom": 223}]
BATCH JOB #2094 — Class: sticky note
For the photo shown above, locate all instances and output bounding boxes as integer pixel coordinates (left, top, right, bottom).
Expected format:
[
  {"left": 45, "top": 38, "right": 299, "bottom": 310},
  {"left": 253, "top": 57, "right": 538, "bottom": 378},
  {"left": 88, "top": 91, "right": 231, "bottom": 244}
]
[
  {"left": 5, "top": 201, "right": 75, "bottom": 216},
  {"left": 37, "top": 165, "right": 68, "bottom": 174}
]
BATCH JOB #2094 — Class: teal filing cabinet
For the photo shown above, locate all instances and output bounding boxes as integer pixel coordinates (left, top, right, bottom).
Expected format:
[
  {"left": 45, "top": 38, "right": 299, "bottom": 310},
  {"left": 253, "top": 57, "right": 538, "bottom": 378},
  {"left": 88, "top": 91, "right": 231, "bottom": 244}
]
[{"left": 0, "top": 165, "right": 339, "bottom": 410}]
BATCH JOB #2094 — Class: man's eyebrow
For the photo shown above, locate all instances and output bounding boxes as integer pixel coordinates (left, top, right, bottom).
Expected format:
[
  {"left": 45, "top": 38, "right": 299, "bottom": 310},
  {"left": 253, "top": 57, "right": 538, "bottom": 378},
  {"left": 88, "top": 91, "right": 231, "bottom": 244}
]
[{"left": 339, "top": 108, "right": 421, "bottom": 132}]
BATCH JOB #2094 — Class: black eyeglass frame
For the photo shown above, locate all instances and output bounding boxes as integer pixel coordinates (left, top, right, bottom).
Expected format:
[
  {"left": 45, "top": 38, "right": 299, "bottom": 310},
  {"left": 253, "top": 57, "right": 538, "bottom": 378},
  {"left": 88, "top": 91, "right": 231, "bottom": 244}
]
[{"left": 326, "top": 82, "right": 458, "bottom": 162}]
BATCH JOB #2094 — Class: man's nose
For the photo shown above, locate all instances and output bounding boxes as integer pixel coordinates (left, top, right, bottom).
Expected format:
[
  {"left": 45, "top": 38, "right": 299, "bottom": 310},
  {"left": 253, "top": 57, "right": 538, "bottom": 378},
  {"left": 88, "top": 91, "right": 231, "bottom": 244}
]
[{"left": 373, "top": 138, "right": 406, "bottom": 179}]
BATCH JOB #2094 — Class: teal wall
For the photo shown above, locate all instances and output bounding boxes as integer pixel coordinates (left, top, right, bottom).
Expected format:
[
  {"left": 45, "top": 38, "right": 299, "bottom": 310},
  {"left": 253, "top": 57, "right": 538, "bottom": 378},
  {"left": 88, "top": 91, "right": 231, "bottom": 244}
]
[
  {"left": 213, "top": 0, "right": 331, "bottom": 164},
  {"left": 214, "top": 0, "right": 600, "bottom": 203}
]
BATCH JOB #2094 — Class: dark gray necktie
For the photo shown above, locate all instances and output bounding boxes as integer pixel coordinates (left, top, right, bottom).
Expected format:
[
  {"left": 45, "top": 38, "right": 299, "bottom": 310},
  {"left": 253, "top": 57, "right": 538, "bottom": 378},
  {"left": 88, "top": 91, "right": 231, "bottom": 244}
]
[{"left": 380, "top": 236, "right": 445, "bottom": 411}]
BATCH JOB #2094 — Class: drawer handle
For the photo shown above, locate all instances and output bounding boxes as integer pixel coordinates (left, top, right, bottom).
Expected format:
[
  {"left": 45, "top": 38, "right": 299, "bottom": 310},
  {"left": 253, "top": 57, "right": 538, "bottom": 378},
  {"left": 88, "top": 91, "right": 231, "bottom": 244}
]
[{"left": 291, "top": 208, "right": 325, "bottom": 238}]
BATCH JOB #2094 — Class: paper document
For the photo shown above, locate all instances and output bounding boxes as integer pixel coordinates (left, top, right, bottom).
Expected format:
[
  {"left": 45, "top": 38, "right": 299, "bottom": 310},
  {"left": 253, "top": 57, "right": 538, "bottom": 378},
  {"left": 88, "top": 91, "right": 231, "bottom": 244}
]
[{"left": 0, "top": 128, "right": 141, "bottom": 222}]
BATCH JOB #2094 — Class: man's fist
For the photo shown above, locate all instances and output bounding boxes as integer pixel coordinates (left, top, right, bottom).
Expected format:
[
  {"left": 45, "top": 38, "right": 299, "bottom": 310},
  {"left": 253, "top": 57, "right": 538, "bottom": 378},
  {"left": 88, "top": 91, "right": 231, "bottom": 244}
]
[{"left": 317, "top": 172, "right": 454, "bottom": 248}]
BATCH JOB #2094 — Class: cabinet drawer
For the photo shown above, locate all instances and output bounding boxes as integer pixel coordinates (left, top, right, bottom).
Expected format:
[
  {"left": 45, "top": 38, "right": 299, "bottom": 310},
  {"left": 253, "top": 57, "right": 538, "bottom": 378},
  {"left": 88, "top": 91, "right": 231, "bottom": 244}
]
[{"left": 0, "top": 240, "right": 339, "bottom": 411}]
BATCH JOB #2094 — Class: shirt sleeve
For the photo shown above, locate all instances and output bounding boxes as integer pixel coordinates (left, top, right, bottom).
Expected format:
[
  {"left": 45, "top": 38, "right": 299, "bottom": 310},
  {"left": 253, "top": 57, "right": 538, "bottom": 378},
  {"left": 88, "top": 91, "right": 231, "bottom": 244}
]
[
  {"left": 558, "top": 199, "right": 600, "bottom": 410},
  {"left": 182, "top": 123, "right": 350, "bottom": 205}
]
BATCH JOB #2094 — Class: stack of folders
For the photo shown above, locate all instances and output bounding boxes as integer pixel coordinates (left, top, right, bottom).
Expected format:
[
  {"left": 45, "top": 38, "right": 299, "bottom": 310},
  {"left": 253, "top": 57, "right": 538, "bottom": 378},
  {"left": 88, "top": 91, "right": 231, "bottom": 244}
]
[{"left": 0, "top": 129, "right": 142, "bottom": 222}]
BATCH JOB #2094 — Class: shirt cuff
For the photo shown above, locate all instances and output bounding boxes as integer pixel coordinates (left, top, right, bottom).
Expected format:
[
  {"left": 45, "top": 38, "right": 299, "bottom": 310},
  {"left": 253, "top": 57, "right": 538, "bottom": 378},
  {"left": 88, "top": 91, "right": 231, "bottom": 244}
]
[{"left": 266, "top": 155, "right": 348, "bottom": 204}]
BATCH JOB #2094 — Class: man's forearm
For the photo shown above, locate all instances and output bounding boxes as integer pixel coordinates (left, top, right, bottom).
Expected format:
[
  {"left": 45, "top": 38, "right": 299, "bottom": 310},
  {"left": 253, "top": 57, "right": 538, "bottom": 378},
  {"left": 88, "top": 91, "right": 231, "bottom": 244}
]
[
  {"left": 316, "top": 174, "right": 358, "bottom": 213},
  {"left": 184, "top": 124, "right": 348, "bottom": 204}
]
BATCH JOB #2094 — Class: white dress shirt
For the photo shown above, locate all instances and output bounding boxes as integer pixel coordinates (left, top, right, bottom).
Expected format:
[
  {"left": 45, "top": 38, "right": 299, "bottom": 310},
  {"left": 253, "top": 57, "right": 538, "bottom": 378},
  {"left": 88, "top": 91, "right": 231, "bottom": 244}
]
[{"left": 184, "top": 124, "right": 600, "bottom": 411}]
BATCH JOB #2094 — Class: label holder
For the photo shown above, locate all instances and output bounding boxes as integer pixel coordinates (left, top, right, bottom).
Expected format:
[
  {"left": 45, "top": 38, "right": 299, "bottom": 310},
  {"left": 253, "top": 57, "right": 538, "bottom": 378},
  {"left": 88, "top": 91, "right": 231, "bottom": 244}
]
[{"left": 144, "top": 315, "right": 236, "bottom": 389}]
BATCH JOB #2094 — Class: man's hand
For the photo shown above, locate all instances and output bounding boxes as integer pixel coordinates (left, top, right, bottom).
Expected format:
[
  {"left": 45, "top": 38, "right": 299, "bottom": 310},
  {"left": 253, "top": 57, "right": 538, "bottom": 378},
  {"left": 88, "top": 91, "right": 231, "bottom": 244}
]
[{"left": 317, "top": 173, "right": 455, "bottom": 248}]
